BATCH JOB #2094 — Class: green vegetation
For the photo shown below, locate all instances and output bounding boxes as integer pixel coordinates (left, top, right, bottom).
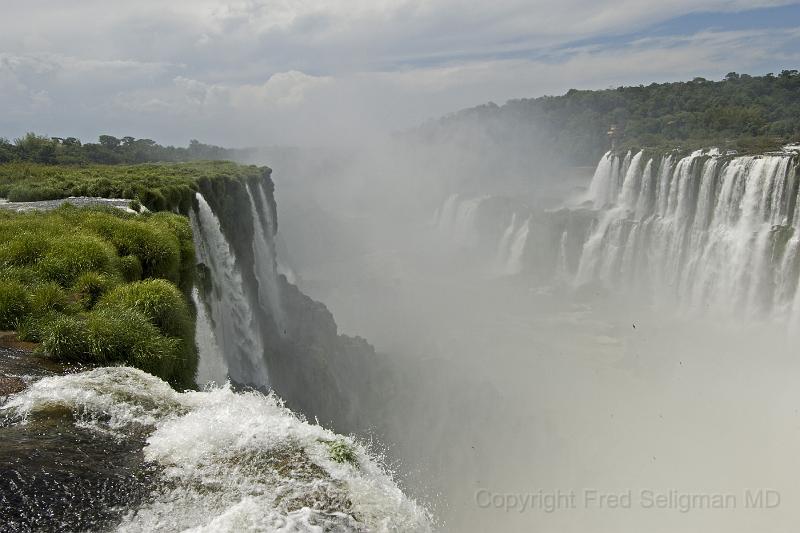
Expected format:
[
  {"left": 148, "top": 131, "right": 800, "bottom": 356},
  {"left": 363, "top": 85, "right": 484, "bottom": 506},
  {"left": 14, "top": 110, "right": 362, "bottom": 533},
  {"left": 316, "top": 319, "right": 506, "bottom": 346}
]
[
  {"left": 98, "top": 280, "right": 192, "bottom": 341},
  {"left": 0, "top": 156, "right": 272, "bottom": 389},
  {"left": 0, "top": 205, "right": 197, "bottom": 388},
  {"left": 422, "top": 70, "right": 800, "bottom": 165},
  {"left": 0, "top": 279, "right": 30, "bottom": 330},
  {"left": 0, "top": 160, "right": 265, "bottom": 212},
  {"left": 321, "top": 438, "right": 359, "bottom": 466},
  {"left": 0, "top": 135, "right": 248, "bottom": 166}
]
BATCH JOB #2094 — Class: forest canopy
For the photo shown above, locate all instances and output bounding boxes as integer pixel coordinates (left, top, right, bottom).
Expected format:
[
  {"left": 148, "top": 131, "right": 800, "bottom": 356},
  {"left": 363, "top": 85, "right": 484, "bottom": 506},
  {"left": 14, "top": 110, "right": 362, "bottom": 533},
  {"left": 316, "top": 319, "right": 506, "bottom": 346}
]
[
  {"left": 413, "top": 70, "right": 800, "bottom": 165},
  {"left": 0, "top": 135, "right": 248, "bottom": 166}
]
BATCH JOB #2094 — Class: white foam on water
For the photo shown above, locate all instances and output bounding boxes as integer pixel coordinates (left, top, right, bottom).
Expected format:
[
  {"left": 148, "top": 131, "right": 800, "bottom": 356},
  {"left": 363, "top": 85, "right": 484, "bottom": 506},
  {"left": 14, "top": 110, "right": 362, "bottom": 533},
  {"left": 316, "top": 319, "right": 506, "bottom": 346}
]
[{"left": 1, "top": 367, "right": 432, "bottom": 532}]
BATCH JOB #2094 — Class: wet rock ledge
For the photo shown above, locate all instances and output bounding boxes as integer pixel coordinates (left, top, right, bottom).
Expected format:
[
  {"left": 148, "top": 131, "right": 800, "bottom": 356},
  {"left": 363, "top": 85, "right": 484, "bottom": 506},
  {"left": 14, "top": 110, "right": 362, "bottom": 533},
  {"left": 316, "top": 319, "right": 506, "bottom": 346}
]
[{"left": 0, "top": 333, "right": 71, "bottom": 399}]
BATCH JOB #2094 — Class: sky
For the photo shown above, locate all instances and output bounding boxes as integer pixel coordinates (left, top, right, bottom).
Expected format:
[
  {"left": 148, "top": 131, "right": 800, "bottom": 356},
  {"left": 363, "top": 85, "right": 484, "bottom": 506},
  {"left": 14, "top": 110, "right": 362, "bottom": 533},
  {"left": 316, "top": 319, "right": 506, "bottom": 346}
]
[{"left": 1, "top": 0, "right": 799, "bottom": 147}]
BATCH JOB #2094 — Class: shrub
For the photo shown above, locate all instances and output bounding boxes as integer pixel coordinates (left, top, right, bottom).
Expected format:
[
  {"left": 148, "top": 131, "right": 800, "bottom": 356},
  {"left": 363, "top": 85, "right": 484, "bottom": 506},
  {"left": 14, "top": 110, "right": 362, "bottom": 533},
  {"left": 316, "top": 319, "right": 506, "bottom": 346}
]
[
  {"left": 86, "top": 177, "right": 113, "bottom": 197},
  {"left": 84, "top": 307, "right": 177, "bottom": 369},
  {"left": 72, "top": 272, "right": 117, "bottom": 310},
  {"left": 7, "top": 185, "right": 63, "bottom": 202},
  {"left": 83, "top": 216, "right": 182, "bottom": 283},
  {"left": 18, "top": 311, "right": 60, "bottom": 342},
  {"left": 0, "top": 232, "right": 50, "bottom": 267},
  {"left": 129, "top": 333, "right": 182, "bottom": 382},
  {"left": 129, "top": 199, "right": 142, "bottom": 213},
  {"left": 141, "top": 189, "right": 167, "bottom": 212},
  {"left": 118, "top": 255, "right": 143, "bottom": 282},
  {"left": 40, "top": 314, "right": 90, "bottom": 361},
  {"left": 37, "top": 234, "right": 116, "bottom": 286},
  {"left": 0, "top": 265, "right": 37, "bottom": 285},
  {"left": 97, "top": 279, "right": 197, "bottom": 388},
  {"left": 98, "top": 279, "right": 191, "bottom": 339},
  {"left": 148, "top": 212, "right": 195, "bottom": 290},
  {"left": 30, "top": 282, "right": 72, "bottom": 316},
  {"left": 0, "top": 279, "right": 30, "bottom": 329}
]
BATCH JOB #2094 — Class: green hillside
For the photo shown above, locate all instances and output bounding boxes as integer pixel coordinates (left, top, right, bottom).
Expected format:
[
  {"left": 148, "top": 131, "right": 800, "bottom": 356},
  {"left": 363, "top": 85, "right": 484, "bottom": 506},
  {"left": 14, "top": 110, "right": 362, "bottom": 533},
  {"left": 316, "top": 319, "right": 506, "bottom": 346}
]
[{"left": 418, "top": 70, "right": 800, "bottom": 165}]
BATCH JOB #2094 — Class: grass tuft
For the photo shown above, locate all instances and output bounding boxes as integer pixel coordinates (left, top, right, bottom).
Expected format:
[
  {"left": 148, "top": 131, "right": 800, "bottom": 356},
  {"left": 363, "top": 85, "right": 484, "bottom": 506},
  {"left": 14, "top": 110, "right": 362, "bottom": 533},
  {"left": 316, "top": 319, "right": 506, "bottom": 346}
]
[
  {"left": 321, "top": 439, "right": 359, "bottom": 466},
  {"left": 40, "top": 314, "right": 90, "bottom": 361},
  {"left": 0, "top": 279, "right": 31, "bottom": 329}
]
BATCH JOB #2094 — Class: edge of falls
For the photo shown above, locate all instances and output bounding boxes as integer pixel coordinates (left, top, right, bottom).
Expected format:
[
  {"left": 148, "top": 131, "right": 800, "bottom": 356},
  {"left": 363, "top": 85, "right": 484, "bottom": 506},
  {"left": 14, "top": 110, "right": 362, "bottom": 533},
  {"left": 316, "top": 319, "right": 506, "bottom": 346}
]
[
  {"left": 191, "top": 191, "right": 268, "bottom": 389},
  {"left": 432, "top": 146, "right": 800, "bottom": 322}
]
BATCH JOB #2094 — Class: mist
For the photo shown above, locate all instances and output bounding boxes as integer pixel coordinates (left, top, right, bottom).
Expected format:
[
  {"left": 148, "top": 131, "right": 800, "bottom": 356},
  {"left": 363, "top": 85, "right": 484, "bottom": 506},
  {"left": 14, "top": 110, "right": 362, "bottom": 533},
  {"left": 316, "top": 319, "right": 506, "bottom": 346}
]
[
  {"left": 229, "top": 119, "right": 800, "bottom": 532},
  {"left": 4, "top": 2, "right": 800, "bottom": 531}
]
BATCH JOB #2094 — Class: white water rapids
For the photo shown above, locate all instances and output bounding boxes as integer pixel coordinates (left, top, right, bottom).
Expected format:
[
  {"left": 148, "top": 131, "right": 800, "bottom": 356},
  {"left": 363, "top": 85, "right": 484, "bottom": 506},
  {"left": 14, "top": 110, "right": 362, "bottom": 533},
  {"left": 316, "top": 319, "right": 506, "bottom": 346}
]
[{"left": 0, "top": 367, "right": 432, "bottom": 532}]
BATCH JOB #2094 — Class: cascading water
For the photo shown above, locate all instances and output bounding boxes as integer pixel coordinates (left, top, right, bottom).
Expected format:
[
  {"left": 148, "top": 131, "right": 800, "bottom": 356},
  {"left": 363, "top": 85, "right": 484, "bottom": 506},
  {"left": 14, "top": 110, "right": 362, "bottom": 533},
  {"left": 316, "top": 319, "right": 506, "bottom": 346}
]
[
  {"left": 554, "top": 229, "right": 570, "bottom": 281},
  {"left": 192, "top": 286, "right": 227, "bottom": 386},
  {"left": 571, "top": 147, "right": 800, "bottom": 320},
  {"left": 436, "top": 193, "right": 486, "bottom": 247},
  {"left": 493, "top": 213, "right": 518, "bottom": 274},
  {"left": 191, "top": 192, "right": 269, "bottom": 388},
  {"left": 503, "top": 216, "right": 530, "bottom": 276},
  {"left": 247, "top": 184, "right": 287, "bottom": 335},
  {"left": 436, "top": 193, "right": 459, "bottom": 235}
]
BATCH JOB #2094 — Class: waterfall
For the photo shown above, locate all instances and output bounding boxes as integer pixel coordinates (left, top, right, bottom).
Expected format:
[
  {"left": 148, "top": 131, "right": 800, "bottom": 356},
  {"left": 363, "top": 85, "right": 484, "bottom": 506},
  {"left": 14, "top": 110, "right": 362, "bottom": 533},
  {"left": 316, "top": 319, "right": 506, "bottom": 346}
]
[
  {"left": 493, "top": 213, "right": 517, "bottom": 274},
  {"left": 192, "top": 286, "right": 227, "bottom": 387},
  {"left": 493, "top": 213, "right": 531, "bottom": 276},
  {"left": 436, "top": 193, "right": 459, "bottom": 235},
  {"left": 504, "top": 216, "right": 530, "bottom": 276},
  {"left": 191, "top": 193, "right": 269, "bottom": 388},
  {"left": 619, "top": 150, "right": 644, "bottom": 210},
  {"left": 435, "top": 193, "right": 485, "bottom": 246},
  {"left": 452, "top": 197, "right": 483, "bottom": 245},
  {"left": 247, "top": 184, "right": 287, "bottom": 336},
  {"left": 554, "top": 229, "right": 570, "bottom": 281},
  {"left": 570, "top": 147, "right": 800, "bottom": 318},
  {"left": 586, "top": 152, "right": 614, "bottom": 207}
]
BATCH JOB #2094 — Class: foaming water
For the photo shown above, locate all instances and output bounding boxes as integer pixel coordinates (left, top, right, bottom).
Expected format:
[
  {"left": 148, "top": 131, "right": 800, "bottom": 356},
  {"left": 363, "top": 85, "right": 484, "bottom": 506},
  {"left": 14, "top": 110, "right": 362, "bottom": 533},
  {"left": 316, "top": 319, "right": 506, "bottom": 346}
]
[{"left": 1, "top": 367, "right": 432, "bottom": 532}]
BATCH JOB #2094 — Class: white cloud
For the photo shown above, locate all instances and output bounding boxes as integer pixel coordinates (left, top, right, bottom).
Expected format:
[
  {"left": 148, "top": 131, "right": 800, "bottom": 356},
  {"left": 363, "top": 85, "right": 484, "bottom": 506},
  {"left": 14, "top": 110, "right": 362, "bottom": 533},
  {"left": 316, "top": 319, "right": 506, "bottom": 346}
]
[
  {"left": 235, "top": 71, "right": 333, "bottom": 106},
  {"left": 0, "top": 1, "right": 798, "bottom": 144},
  {"left": 116, "top": 70, "right": 332, "bottom": 115}
]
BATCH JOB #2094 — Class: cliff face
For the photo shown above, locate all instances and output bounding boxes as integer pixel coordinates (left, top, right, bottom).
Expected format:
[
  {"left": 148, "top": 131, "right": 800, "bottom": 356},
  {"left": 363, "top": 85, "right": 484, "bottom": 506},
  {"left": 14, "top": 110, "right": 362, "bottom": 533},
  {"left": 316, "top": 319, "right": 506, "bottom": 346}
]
[{"left": 195, "top": 169, "right": 380, "bottom": 432}]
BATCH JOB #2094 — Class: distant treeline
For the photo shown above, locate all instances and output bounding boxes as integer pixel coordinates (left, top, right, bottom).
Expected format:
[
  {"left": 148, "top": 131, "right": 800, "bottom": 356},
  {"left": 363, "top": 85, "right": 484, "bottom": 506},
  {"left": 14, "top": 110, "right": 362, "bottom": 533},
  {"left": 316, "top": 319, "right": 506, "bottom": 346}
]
[
  {"left": 0, "top": 134, "right": 247, "bottom": 165},
  {"left": 414, "top": 70, "right": 800, "bottom": 165}
]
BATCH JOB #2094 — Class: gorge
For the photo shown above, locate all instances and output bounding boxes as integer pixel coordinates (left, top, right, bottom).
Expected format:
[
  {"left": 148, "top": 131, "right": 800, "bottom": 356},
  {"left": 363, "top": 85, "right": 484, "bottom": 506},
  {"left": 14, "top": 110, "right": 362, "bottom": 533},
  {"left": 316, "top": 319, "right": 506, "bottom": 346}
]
[
  {"left": 2, "top": 142, "right": 800, "bottom": 532},
  {"left": 0, "top": 164, "right": 432, "bottom": 532}
]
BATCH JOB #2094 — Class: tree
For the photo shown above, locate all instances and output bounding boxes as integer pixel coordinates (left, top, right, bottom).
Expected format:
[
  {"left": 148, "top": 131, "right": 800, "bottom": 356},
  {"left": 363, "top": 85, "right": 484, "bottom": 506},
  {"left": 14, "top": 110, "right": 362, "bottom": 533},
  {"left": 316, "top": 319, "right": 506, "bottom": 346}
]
[{"left": 98, "top": 135, "right": 121, "bottom": 149}]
